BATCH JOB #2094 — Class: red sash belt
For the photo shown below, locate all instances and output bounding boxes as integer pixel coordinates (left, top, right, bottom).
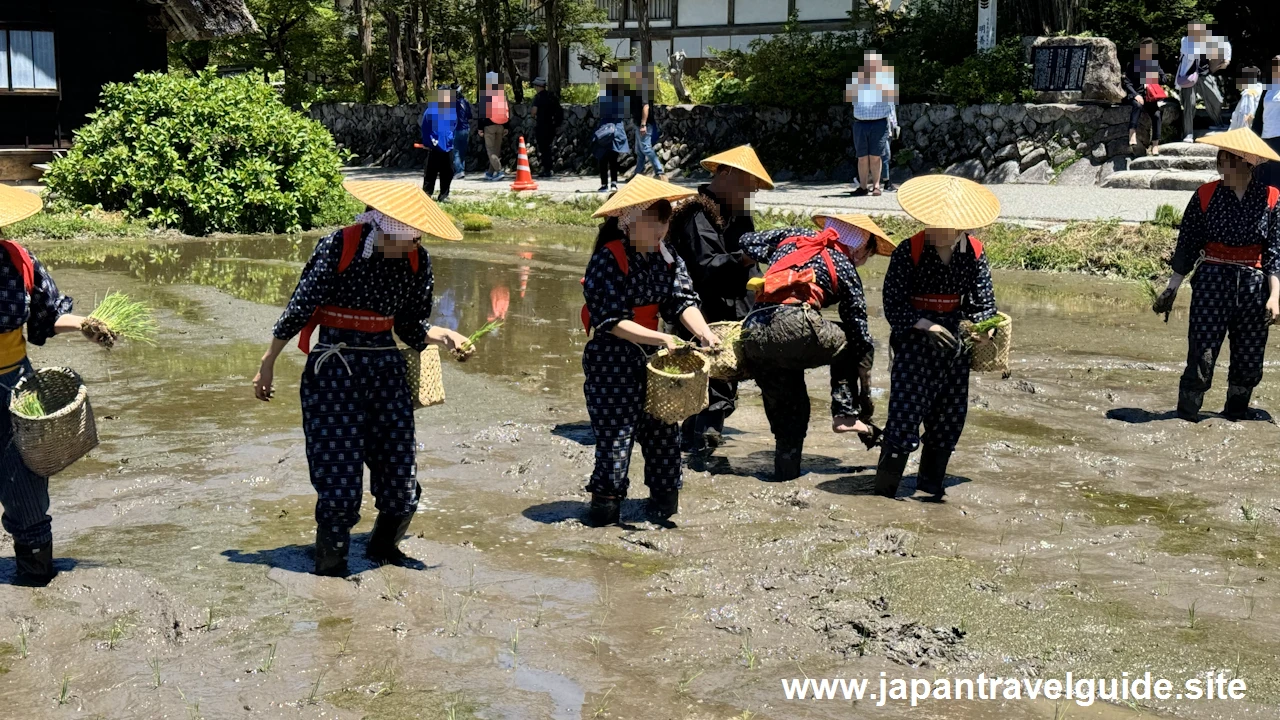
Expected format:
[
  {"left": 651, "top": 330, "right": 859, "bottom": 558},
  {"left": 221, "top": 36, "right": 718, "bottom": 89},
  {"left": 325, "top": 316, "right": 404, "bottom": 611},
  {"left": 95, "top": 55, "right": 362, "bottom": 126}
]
[
  {"left": 298, "top": 305, "right": 396, "bottom": 353},
  {"left": 910, "top": 294, "right": 962, "bottom": 312},
  {"left": 633, "top": 304, "right": 660, "bottom": 331},
  {"left": 1203, "top": 242, "right": 1262, "bottom": 268},
  {"left": 759, "top": 267, "right": 827, "bottom": 307}
]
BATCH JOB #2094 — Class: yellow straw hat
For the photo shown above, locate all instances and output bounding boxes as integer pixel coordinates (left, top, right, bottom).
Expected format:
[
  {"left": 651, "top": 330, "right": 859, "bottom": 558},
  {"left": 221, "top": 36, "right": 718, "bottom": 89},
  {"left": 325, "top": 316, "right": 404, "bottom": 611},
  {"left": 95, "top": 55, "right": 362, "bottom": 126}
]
[
  {"left": 0, "top": 184, "right": 42, "bottom": 228},
  {"left": 812, "top": 212, "right": 896, "bottom": 257},
  {"left": 592, "top": 175, "right": 696, "bottom": 218},
  {"left": 897, "top": 175, "right": 1000, "bottom": 229},
  {"left": 342, "top": 180, "right": 463, "bottom": 241},
  {"left": 1195, "top": 127, "right": 1280, "bottom": 165},
  {"left": 700, "top": 145, "right": 775, "bottom": 190}
]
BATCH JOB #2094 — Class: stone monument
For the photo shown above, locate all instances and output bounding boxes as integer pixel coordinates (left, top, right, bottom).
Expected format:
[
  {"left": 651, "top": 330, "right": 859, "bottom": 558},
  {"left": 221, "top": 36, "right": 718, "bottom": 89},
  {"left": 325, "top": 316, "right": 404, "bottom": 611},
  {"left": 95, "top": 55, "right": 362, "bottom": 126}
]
[{"left": 1030, "top": 36, "right": 1125, "bottom": 104}]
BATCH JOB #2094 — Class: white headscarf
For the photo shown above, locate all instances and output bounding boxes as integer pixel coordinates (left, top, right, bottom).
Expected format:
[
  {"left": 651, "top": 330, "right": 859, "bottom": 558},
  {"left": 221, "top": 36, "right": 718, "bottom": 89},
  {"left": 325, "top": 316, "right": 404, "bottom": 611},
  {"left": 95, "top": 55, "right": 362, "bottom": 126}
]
[
  {"left": 825, "top": 217, "right": 870, "bottom": 252},
  {"left": 356, "top": 210, "right": 421, "bottom": 238}
]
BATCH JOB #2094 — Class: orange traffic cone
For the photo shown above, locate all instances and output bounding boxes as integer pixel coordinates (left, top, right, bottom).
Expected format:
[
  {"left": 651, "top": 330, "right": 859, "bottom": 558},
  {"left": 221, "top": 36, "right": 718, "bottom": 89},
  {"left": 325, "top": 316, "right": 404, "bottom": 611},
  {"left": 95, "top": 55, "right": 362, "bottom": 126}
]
[{"left": 510, "top": 136, "right": 538, "bottom": 191}]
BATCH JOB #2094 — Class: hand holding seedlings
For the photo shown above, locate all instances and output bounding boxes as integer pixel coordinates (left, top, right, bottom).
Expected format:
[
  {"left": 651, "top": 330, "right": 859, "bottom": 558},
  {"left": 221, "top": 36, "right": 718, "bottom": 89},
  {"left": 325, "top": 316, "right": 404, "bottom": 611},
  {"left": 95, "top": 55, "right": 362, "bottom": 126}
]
[
  {"left": 453, "top": 320, "right": 504, "bottom": 361},
  {"left": 79, "top": 293, "right": 158, "bottom": 348}
]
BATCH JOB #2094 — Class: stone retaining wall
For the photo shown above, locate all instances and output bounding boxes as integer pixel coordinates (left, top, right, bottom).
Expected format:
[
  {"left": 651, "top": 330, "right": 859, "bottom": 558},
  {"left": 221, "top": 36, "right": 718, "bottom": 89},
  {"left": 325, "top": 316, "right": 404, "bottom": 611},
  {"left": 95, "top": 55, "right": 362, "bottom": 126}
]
[{"left": 311, "top": 100, "right": 1179, "bottom": 186}]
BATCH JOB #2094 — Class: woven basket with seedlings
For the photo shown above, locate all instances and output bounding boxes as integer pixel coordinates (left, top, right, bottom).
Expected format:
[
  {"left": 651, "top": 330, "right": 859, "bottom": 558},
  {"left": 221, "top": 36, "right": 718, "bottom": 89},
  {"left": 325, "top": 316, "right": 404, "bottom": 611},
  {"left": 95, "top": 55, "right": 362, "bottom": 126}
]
[
  {"left": 454, "top": 319, "right": 503, "bottom": 361},
  {"left": 961, "top": 312, "right": 1012, "bottom": 375},
  {"left": 9, "top": 367, "right": 99, "bottom": 476},
  {"left": 81, "top": 292, "right": 158, "bottom": 348},
  {"left": 644, "top": 346, "right": 710, "bottom": 424},
  {"left": 706, "top": 321, "right": 751, "bottom": 381}
]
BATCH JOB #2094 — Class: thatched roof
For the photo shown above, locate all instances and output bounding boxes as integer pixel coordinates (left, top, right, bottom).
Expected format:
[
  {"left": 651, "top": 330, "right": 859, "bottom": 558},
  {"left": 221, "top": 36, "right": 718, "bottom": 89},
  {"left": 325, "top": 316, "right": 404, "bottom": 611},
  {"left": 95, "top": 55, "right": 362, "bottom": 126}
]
[{"left": 145, "top": 0, "right": 259, "bottom": 41}]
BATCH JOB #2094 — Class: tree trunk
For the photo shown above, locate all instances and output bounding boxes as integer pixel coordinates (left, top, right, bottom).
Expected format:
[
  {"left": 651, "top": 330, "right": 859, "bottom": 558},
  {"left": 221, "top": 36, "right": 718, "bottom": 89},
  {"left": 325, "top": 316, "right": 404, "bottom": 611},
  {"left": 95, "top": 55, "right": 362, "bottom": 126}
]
[
  {"left": 405, "top": 4, "right": 421, "bottom": 102},
  {"left": 1017, "top": 0, "right": 1087, "bottom": 36},
  {"left": 636, "top": 0, "right": 652, "bottom": 68},
  {"left": 546, "top": 0, "right": 562, "bottom": 94},
  {"left": 353, "top": 0, "right": 377, "bottom": 102},
  {"left": 500, "top": 0, "right": 523, "bottom": 102},
  {"left": 384, "top": 7, "right": 408, "bottom": 104}
]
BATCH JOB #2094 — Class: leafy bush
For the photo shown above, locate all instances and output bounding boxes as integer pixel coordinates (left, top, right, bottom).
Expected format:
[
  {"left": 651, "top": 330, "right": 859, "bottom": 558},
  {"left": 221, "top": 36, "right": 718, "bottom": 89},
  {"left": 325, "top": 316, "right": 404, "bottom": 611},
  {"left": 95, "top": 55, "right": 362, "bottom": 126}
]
[
  {"left": 704, "top": 19, "right": 862, "bottom": 108},
  {"left": 939, "top": 37, "right": 1036, "bottom": 106},
  {"left": 44, "top": 69, "right": 350, "bottom": 236},
  {"left": 687, "top": 67, "right": 751, "bottom": 105}
]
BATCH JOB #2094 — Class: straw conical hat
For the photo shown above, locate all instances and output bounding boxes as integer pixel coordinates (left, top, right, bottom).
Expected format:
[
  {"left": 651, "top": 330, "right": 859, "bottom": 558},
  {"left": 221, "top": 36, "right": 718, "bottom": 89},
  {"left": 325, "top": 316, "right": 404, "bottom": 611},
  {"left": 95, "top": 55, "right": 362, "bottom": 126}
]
[
  {"left": 812, "top": 212, "right": 896, "bottom": 257},
  {"left": 700, "top": 145, "right": 775, "bottom": 190},
  {"left": 0, "top": 184, "right": 41, "bottom": 228},
  {"left": 592, "top": 175, "right": 696, "bottom": 218},
  {"left": 1196, "top": 127, "right": 1280, "bottom": 165},
  {"left": 897, "top": 175, "right": 1000, "bottom": 229},
  {"left": 342, "top": 180, "right": 463, "bottom": 241}
]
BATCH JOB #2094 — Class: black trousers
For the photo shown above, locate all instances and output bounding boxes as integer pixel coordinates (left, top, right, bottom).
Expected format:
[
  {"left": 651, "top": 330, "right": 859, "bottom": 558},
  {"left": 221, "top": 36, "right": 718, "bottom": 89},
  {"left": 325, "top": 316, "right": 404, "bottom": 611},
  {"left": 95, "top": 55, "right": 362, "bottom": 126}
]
[
  {"left": 1179, "top": 264, "right": 1270, "bottom": 396},
  {"left": 536, "top": 129, "right": 555, "bottom": 174},
  {"left": 598, "top": 151, "right": 619, "bottom": 186},
  {"left": 423, "top": 148, "right": 453, "bottom": 199},
  {"left": 1127, "top": 99, "right": 1163, "bottom": 139}
]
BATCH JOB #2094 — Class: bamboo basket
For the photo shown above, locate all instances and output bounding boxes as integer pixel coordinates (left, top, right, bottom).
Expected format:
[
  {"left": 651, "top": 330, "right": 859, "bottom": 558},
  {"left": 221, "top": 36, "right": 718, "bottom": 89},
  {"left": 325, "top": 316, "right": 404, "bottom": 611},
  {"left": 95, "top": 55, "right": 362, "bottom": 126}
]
[
  {"left": 9, "top": 367, "right": 99, "bottom": 477},
  {"left": 706, "top": 321, "right": 751, "bottom": 381},
  {"left": 644, "top": 348, "right": 710, "bottom": 424},
  {"left": 963, "top": 312, "right": 1013, "bottom": 375},
  {"left": 403, "top": 346, "right": 446, "bottom": 409}
]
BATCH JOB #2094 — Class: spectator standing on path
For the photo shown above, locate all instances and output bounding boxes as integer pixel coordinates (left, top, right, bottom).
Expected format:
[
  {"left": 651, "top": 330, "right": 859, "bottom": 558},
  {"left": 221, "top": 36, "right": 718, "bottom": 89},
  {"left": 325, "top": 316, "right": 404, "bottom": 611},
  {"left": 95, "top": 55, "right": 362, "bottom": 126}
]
[
  {"left": 594, "top": 74, "right": 630, "bottom": 192},
  {"left": 1123, "top": 38, "right": 1171, "bottom": 155},
  {"left": 629, "top": 69, "right": 668, "bottom": 182},
  {"left": 531, "top": 77, "right": 563, "bottom": 178},
  {"left": 1231, "top": 66, "right": 1265, "bottom": 131},
  {"left": 478, "top": 72, "right": 509, "bottom": 181},
  {"left": 847, "top": 51, "right": 897, "bottom": 197},
  {"left": 421, "top": 86, "right": 456, "bottom": 203},
  {"left": 1176, "top": 21, "right": 1232, "bottom": 143},
  {"left": 1258, "top": 57, "right": 1280, "bottom": 187},
  {"left": 451, "top": 83, "right": 473, "bottom": 179}
]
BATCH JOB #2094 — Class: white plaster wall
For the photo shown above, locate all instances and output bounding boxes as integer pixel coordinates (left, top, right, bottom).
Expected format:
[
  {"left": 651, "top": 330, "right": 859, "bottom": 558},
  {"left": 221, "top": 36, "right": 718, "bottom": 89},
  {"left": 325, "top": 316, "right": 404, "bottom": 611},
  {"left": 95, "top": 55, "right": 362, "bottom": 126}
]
[
  {"left": 673, "top": 36, "right": 702, "bottom": 59},
  {"left": 796, "top": 0, "right": 851, "bottom": 21},
  {"left": 680, "top": 0, "right": 729, "bottom": 26},
  {"left": 700, "top": 35, "right": 732, "bottom": 56},
  {"left": 729, "top": 34, "right": 761, "bottom": 51},
  {"left": 735, "top": 0, "right": 788, "bottom": 24}
]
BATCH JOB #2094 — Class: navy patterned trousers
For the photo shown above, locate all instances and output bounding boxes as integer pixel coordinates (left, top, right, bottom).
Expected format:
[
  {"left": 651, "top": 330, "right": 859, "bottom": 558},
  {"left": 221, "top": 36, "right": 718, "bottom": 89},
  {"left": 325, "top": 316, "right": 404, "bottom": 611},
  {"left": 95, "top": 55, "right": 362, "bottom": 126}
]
[
  {"left": 0, "top": 360, "right": 52, "bottom": 546},
  {"left": 583, "top": 335, "right": 683, "bottom": 497},
  {"left": 883, "top": 331, "right": 972, "bottom": 453},
  {"left": 301, "top": 348, "right": 421, "bottom": 533},
  {"left": 1180, "top": 265, "right": 1270, "bottom": 393}
]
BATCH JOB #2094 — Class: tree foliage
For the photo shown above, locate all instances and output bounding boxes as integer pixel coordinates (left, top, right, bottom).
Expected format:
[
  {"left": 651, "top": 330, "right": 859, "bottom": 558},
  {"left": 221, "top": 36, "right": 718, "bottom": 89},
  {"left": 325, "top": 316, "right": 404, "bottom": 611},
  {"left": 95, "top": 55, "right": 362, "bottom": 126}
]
[{"left": 45, "top": 70, "right": 349, "bottom": 235}]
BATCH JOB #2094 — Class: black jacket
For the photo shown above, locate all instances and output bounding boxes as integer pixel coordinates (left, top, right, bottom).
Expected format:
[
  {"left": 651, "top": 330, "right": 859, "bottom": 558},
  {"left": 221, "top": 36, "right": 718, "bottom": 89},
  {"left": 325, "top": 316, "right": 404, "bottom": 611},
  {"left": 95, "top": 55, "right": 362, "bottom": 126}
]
[
  {"left": 667, "top": 186, "right": 759, "bottom": 323},
  {"left": 1121, "top": 60, "right": 1170, "bottom": 103}
]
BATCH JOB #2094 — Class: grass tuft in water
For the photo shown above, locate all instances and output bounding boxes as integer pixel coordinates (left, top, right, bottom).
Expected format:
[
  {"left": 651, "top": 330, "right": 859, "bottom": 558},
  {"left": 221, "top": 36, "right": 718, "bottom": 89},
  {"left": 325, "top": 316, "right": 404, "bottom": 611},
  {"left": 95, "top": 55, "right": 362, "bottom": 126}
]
[{"left": 460, "top": 213, "right": 494, "bottom": 231}]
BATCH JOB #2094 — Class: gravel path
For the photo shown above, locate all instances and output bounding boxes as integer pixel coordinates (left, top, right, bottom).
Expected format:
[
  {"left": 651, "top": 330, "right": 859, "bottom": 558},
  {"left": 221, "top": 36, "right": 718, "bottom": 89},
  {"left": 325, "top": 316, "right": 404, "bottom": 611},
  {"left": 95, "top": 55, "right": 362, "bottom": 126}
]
[{"left": 343, "top": 166, "right": 1194, "bottom": 224}]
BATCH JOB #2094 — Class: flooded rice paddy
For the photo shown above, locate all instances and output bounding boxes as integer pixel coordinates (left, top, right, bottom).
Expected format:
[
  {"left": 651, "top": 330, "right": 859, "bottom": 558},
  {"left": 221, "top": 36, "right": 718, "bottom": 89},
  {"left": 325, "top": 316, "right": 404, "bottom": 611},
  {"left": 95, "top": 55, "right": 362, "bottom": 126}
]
[{"left": 0, "top": 224, "right": 1278, "bottom": 719}]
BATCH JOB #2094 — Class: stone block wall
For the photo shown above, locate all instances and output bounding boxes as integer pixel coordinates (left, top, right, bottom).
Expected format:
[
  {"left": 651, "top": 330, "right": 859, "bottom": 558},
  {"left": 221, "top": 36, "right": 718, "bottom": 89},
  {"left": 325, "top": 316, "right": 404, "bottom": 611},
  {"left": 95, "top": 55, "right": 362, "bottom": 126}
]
[{"left": 310, "top": 100, "right": 1179, "bottom": 186}]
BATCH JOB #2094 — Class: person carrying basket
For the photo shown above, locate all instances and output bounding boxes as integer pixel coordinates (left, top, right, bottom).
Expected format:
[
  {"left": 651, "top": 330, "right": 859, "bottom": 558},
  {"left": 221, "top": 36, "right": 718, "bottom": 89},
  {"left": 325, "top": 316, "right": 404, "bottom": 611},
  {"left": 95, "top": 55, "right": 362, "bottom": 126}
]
[
  {"left": 252, "top": 181, "right": 473, "bottom": 577},
  {"left": 0, "top": 185, "right": 115, "bottom": 586},
  {"left": 876, "top": 176, "right": 1000, "bottom": 501},
  {"left": 1150, "top": 128, "right": 1280, "bottom": 422},
  {"left": 581, "top": 176, "right": 721, "bottom": 528},
  {"left": 737, "top": 213, "right": 894, "bottom": 481}
]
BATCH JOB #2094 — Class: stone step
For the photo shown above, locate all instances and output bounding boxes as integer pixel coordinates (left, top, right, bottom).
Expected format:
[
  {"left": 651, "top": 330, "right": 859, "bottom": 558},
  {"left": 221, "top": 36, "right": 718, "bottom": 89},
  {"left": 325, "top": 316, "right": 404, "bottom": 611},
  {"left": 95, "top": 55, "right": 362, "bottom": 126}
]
[
  {"left": 1153, "top": 142, "right": 1218, "bottom": 158},
  {"left": 1128, "top": 155, "right": 1217, "bottom": 172},
  {"left": 1101, "top": 169, "right": 1219, "bottom": 191}
]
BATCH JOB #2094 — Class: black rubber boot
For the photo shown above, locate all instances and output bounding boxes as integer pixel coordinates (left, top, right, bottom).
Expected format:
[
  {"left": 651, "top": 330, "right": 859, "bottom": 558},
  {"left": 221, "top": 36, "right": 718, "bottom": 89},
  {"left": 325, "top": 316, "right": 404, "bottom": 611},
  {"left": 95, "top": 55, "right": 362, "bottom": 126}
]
[
  {"left": 646, "top": 488, "right": 679, "bottom": 522},
  {"left": 314, "top": 526, "right": 350, "bottom": 577},
  {"left": 585, "top": 493, "right": 622, "bottom": 527},
  {"left": 773, "top": 439, "right": 804, "bottom": 482},
  {"left": 365, "top": 512, "right": 416, "bottom": 566},
  {"left": 874, "top": 447, "right": 910, "bottom": 498},
  {"left": 916, "top": 446, "right": 952, "bottom": 500},
  {"left": 12, "top": 542, "right": 55, "bottom": 587},
  {"left": 1176, "top": 388, "right": 1204, "bottom": 423},
  {"left": 1222, "top": 385, "right": 1254, "bottom": 421}
]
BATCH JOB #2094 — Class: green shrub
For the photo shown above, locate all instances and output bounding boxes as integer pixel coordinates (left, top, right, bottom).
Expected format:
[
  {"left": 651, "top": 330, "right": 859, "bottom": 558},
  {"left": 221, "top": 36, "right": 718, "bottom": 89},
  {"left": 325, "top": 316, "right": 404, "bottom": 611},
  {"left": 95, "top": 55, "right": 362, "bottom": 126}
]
[
  {"left": 938, "top": 37, "right": 1036, "bottom": 106},
  {"left": 44, "top": 69, "right": 350, "bottom": 236},
  {"left": 705, "top": 18, "right": 861, "bottom": 108},
  {"left": 1153, "top": 203, "right": 1183, "bottom": 228},
  {"left": 687, "top": 67, "right": 751, "bottom": 105},
  {"left": 460, "top": 213, "right": 493, "bottom": 231}
]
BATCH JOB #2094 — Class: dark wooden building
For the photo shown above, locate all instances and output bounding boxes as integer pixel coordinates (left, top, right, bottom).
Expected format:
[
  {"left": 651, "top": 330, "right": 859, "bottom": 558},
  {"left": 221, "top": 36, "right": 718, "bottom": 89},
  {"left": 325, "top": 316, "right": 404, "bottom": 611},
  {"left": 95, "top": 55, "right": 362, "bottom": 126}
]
[{"left": 0, "top": 0, "right": 255, "bottom": 178}]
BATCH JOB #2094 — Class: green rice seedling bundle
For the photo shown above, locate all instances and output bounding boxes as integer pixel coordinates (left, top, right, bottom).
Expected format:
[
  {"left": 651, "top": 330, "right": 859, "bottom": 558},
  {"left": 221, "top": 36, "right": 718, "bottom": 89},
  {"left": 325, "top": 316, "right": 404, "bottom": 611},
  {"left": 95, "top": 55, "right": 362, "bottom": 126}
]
[
  {"left": 1140, "top": 278, "right": 1160, "bottom": 304},
  {"left": 454, "top": 319, "right": 504, "bottom": 360},
  {"left": 12, "top": 391, "right": 45, "bottom": 418},
  {"left": 968, "top": 315, "right": 1005, "bottom": 336},
  {"left": 83, "top": 292, "right": 158, "bottom": 348}
]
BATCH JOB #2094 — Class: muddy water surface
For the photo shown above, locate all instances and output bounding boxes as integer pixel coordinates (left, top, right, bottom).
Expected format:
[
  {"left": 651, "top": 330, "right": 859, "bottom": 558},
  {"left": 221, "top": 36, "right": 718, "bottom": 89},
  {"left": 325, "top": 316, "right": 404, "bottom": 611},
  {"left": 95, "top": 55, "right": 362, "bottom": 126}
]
[{"left": 0, "top": 225, "right": 1276, "bottom": 719}]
